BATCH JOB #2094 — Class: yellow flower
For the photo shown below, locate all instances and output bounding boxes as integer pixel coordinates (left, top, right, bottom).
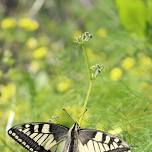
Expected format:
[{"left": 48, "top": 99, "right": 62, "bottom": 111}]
[
  {"left": 96, "top": 28, "right": 107, "bottom": 38},
  {"left": 56, "top": 79, "right": 72, "bottom": 93},
  {"left": 18, "top": 18, "right": 39, "bottom": 31},
  {"left": 73, "top": 30, "right": 82, "bottom": 39},
  {"left": 0, "top": 111, "right": 2, "bottom": 118},
  {"left": 110, "top": 68, "right": 122, "bottom": 81},
  {"left": 32, "top": 47, "right": 48, "bottom": 59},
  {"left": 26, "top": 37, "right": 38, "bottom": 49},
  {"left": 109, "top": 127, "right": 122, "bottom": 135},
  {"left": 140, "top": 82, "right": 151, "bottom": 90},
  {"left": 122, "top": 57, "right": 135, "bottom": 70},
  {"left": 139, "top": 55, "right": 152, "bottom": 67},
  {"left": 0, "top": 83, "right": 16, "bottom": 101},
  {"left": 1, "top": 17, "right": 16, "bottom": 29}
]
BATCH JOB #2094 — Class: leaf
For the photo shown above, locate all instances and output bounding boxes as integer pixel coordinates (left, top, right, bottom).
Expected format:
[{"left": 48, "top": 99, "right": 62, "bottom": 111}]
[
  {"left": 147, "top": 0, "right": 152, "bottom": 25},
  {"left": 115, "top": 0, "right": 147, "bottom": 37}
]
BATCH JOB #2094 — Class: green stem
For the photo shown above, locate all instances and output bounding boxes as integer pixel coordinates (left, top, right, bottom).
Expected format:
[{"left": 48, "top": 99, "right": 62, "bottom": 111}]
[
  {"left": 83, "top": 80, "right": 93, "bottom": 110},
  {"left": 81, "top": 44, "right": 93, "bottom": 109},
  {"left": 82, "top": 44, "right": 93, "bottom": 109},
  {"left": 82, "top": 45, "right": 92, "bottom": 80},
  {"left": 78, "top": 44, "right": 93, "bottom": 125}
]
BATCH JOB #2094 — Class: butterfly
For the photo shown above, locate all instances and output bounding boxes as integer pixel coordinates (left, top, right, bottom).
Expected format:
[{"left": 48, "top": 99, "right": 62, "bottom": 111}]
[{"left": 8, "top": 122, "right": 131, "bottom": 152}]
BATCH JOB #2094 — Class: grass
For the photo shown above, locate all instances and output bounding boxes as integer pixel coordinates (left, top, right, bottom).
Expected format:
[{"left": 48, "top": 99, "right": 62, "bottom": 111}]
[{"left": 0, "top": 1, "right": 152, "bottom": 152}]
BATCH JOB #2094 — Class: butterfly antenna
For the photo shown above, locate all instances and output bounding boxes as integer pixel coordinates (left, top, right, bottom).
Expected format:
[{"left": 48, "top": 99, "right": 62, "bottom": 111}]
[
  {"left": 78, "top": 108, "right": 87, "bottom": 126},
  {"left": 62, "top": 108, "right": 77, "bottom": 124}
]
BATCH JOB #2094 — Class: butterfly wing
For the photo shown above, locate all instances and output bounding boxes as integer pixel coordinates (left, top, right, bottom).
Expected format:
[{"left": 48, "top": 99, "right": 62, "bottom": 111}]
[
  {"left": 50, "top": 140, "right": 66, "bottom": 152},
  {"left": 8, "top": 122, "right": 69, "bottom": 152},
  {"left": 78, "top": 129, "right": 131, "bottom": 152}
]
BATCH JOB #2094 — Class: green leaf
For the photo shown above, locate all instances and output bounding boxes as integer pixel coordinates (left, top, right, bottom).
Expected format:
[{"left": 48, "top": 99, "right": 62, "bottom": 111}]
[
  {"left": 115, "top": 0, "right": 147, "bottom": 37},
  {"left": 147, "top": 0, "right": 152, "bottom": 25}
]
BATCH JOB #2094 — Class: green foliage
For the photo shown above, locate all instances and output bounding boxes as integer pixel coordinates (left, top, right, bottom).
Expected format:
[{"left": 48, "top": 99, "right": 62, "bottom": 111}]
[
  {"left": 115, "top": 0, "right": 147, "bottom": 37},
  {"left": 0, "top": 1, "right": 152, "bottom": 152},
  {"left": 147, "top": 0, "right": 152, "bottom": 25}
]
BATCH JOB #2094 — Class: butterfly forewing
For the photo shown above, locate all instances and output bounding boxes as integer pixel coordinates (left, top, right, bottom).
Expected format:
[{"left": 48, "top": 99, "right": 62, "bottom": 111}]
[
  {"left": 8, "top": 122, "right": 69, "bottom": 152},
  {"left": 78, "top": 129, "right": 131, "bottom": 152},
  {"left": 8, "top": 122, "right": 131, "bottom": 152}
]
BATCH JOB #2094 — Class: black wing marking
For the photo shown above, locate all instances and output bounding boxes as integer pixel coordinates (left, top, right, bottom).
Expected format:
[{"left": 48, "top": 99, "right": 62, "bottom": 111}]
[
  {"left": 8, "top": 122, "right": 69, "bottom": 152},
  {"left": 78, "top": 129, "right": 131, "bottom": 152}
]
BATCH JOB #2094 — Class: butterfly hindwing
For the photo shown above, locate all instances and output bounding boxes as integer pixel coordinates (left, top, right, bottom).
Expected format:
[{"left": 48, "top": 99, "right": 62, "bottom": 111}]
[
  {"left": 78, "top": 129, "right": 131, "bottom": 152},
  {"left": 8, "top": 122, "right": 69, "bottom": 152}
]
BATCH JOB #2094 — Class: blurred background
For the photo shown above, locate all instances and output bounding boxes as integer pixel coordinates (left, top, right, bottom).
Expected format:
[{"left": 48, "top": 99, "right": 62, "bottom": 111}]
[{"left": 0, "top": 0, "right": 152, "bottom": 151}]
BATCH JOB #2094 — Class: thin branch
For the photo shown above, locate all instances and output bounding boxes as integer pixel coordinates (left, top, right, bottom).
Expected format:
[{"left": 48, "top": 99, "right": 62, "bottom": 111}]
[{"left": 29, "top": 0, "right": 45, "bottom": 18}]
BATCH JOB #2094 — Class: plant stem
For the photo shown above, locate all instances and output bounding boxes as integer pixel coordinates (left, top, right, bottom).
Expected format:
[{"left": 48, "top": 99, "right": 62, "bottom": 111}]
[
  {"left": 83, "top": 80, "right": 93, "bottom": 110},
  {"left": 82, "top": 45, "right": 92, "bottom": 80},
  {"left": 79, "top": 80, "right": 93, "bottom": 125},
  {"left": 81, "top": 45, "right": 93, "bottom": 118}
]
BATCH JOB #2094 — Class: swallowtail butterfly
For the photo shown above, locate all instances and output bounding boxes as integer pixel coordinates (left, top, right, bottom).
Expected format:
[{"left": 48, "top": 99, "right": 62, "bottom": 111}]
[{"left": 8, "top": 122, "right": 131, "bottom": 152}]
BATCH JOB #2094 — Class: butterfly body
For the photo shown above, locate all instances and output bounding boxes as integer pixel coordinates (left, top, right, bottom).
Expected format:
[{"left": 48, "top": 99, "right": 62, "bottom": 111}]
[
  {"left": 62, "top": 123, "right": 80, "bottom": 152},
  {"left": 8, "top": 122, "right": 131, "bottom": 152}
]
